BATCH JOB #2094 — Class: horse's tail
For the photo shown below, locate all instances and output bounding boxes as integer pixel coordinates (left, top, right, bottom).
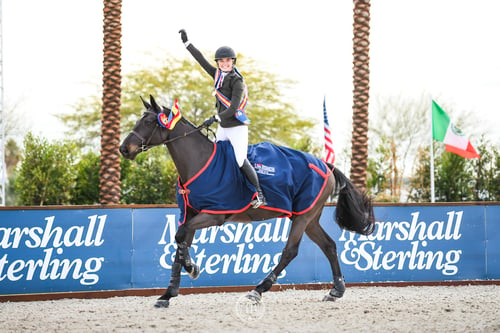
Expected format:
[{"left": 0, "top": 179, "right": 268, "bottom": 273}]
[{"left": 331, "top": 166, "right": 376, "bottom": 236}]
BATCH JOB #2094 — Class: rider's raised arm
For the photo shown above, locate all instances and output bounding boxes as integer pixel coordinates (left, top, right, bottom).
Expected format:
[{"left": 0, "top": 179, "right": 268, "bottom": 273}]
[
  {"left": 179, "top": 29, "right": 217, "bottom": 77},
  {"left": 186, "top": 44, "right": 217, "bottom": 77}
]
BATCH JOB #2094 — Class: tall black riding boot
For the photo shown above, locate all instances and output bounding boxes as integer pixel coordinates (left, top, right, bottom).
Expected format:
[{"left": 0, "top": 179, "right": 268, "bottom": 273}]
[{"left": 240, "top": 159, "right": 267, "bottom": 208}]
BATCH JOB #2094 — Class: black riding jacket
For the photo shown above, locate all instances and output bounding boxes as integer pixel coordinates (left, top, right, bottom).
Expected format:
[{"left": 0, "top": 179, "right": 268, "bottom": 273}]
[{"left": 186, "top": 43, "right": 245, "bottom": 128}]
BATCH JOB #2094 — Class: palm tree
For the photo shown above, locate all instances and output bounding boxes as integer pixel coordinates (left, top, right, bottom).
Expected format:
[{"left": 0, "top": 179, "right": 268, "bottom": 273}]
[
  {"left": 350, "top": 0, "right": 371, "bottom": 192},
  {"left": 99, "top": 0, "right": 122, "bottom": 204}
]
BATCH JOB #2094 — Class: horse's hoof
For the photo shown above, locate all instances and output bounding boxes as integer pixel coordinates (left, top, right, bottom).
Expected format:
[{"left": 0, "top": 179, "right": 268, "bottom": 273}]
[
  {"left": 322, "top": 288, "right": 344, "bottom": 302},
  {"left": 188, "top": 264, "right": 200, "bottom": 280},
  {"left": 322, "top": 293, "right": 339, "bottom": 302},
  {"left": 154, "top": 299, "right": 170, "bottom": 308},
  {"left": 246, "top": 290, "right": 262, "bottom": 303}
]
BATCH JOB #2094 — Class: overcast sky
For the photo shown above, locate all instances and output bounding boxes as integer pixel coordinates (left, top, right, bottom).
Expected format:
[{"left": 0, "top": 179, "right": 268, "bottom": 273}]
[{"left": 3, "top": 0, "right": 500, "bottom": 153}]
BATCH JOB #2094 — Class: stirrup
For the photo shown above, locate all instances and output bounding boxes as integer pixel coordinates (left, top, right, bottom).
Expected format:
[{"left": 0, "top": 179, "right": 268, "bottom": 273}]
[{"left": 251, "top": 193, "right": 267, "bottom": 209}]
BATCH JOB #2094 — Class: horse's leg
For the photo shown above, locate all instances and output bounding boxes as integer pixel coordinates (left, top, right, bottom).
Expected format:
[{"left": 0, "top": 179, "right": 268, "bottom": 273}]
[
  {"left": 155, "top": 213, "right": 225, "bottom": 308},
  {"left": 247, "top": 216, "right": 308, "bottom": 303},
  {"left": 305, "top": 219, "right": 345, "bottom": 301},
  {"left": 155, "top": 226, "right": 197, "bottom": 308},
  {"left": 176, "top": 213, "right": 227, "bottom": 278},
  {"left": 175, "top": 227, "right": 200, "bottom": 280}
]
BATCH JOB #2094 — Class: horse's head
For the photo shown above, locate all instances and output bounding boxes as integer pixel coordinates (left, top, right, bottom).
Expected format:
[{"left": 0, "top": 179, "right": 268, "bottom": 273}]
[{"left": 119, "top": 95, "right": 181, "bottom": 160}]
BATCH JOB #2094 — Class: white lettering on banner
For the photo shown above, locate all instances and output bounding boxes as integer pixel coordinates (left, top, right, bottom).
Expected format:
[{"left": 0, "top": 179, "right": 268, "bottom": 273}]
[
  {"left": 0, "top": 215, "right": 107, "bottom": 285},
  {"left": 1, "top": 215, "right": 106, "bottom": 249},
  {"left": 158, "top": 215, "right": 290, "bottom": 278},
  {"left": 340, "top": 210, "right": 464, "bottom": 276},
  {"left": 157, "top": 214, "right": 177, "bottom": 245}
]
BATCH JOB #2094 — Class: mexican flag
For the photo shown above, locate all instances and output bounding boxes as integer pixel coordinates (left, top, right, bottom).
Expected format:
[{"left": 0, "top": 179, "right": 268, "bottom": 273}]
[{"left": 432, "top": 100, "right": 480, "bottom": 159}]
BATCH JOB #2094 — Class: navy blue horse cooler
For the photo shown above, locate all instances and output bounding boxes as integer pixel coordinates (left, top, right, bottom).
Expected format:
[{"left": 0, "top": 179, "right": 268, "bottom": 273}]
[{"left": 176, "top": 141, "right": 331, "bottom": 224}]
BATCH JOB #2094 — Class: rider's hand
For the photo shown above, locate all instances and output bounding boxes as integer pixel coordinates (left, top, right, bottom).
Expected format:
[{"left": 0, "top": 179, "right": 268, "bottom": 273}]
[
  {"left": 202, "top": 115, "right": 220, "bottom": 127},
  {"left": 179, "top": 29, "right": 188, "bottom": 44}
]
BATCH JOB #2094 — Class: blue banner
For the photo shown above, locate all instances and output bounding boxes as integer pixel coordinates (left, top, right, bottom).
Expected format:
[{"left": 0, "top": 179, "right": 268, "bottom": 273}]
[
  {"left": 0, "top": 208, "right": 132, "bottom": 294},
  {"left": 332, "top": 205, "right": 487, "bottom": 282},
  {"left": 0, "top": 204, "right": 498, "bottom": 295}
]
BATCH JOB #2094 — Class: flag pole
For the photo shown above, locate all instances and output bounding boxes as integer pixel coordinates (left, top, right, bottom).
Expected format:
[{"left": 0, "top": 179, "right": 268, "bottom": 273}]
[{"left": 430, "top": 98, "right": 435, "bottom": 203}]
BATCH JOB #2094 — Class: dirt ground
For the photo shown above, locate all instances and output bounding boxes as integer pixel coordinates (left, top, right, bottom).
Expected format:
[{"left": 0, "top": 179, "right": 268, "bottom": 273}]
[{"left": 1, "top": 285, "right": 499, "bottom": 333}]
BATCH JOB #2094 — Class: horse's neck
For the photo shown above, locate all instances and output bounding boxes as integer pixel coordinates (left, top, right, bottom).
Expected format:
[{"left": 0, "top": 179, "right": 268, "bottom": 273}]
[{"left": 166, "top": 123, "right": 214, "bottom": 184}]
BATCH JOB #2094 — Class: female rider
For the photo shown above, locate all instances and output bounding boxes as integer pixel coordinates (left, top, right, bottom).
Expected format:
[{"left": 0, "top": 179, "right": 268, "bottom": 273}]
[{"left": 179, "top": 29, "right": 266, "bottom": 208}]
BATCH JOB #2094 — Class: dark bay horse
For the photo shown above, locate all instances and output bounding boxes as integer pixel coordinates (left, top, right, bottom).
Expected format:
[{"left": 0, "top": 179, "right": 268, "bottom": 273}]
[{"left": 119, "top": 95, "right": 376, "bottom": 308}]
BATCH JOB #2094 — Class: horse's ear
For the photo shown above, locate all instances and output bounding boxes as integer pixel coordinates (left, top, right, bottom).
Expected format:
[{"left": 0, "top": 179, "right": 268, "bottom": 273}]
[
  {"left": 161, "top": 106, "right": 170, "bottom": 114},
  {"left": 149, "top": 95, "right": 161, "bottom": 112},
  {"left": 140, "top": 96, "right": 151, "bottom": 110}
]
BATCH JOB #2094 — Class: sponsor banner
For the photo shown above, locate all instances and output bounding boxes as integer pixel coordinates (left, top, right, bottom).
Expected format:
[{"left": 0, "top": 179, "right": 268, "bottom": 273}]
[
  {"left": 0, "top": 209, "right": 132, "bottom": 294},
  {"left": 0, "top": 205, "right": 498, "bottom": 295},
  {"left": 332, "top": 206, "right": 486, "bottom": 283}
]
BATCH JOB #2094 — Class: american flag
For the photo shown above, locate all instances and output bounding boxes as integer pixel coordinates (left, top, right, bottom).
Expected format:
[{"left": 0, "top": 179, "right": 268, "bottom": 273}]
[{"left": 323, "top": 98, "right": 335, "bottom": 164}]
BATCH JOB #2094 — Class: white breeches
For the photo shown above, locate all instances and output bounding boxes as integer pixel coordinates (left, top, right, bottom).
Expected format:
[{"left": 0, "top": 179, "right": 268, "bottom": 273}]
[{"left": 216, "top": 125, "right": 248, "bottom": 167}]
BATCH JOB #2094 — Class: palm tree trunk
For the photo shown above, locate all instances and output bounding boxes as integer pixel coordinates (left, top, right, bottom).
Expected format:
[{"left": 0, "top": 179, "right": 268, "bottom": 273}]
[
  {"left": 99, "top": 0, "right": 122, "bottom": 204},
  {"left": 350, "top": 0, "right": 371, "bottom": 192}
]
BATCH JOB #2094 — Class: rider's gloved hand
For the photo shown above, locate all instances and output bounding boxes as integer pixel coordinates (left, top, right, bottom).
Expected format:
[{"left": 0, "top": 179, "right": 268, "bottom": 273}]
[
  {"left": 202, "top": 115, "right": 220, "bottom": 127},
  {"left": 179, "top": 29, "right": 189, "bottom": 46}
]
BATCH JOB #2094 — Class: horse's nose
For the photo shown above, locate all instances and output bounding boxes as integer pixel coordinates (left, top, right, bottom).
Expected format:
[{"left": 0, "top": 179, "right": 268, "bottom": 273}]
[{"left": 119, "top": 144, "right": 128, "bottom": 157}]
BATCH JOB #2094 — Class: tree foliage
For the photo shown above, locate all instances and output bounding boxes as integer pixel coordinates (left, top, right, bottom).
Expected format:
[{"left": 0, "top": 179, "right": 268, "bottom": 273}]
[
  {"left": 434, "top": 151, "right": 472, "bottom": 201},
  {"left": 120, "top": 147, "right": 178, "bottom": 204},
  {"left": 367, "top": 95, "right": 428, "bottom": 201},
  {"left": 5, "top": 139, "right": 21, "bottom": 174},
  {"left": 366, "top": 135, "right": 394, "bottom": 201},
  {"left": 469, "top": 137, "right": 500, "bottom": 201},
  {"left": 407, "top": 147, "right": 432, "bottom": 202},
  {"left": 11, "top": 136, "right": 180, "bottom": 205},
  {"left": 15, "top": 133, "right": 77, "bottom": 205},
  {"left": 408, "top": 138, "right": 499, "bottom": 202},
  {"left": 70, "top": 151, "right": 101, "bottom": 205}
]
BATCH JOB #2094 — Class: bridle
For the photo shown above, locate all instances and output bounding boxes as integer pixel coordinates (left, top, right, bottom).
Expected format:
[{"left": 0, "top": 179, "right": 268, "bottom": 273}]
[{"left": 128, "top": 111, "right": 211, "bottom": 154}]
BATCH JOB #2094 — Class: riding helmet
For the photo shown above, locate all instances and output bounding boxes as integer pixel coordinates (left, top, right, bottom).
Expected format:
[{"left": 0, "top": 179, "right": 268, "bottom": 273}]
[{"left": 214, "top": 46, "right": 236, "bottom": 61}]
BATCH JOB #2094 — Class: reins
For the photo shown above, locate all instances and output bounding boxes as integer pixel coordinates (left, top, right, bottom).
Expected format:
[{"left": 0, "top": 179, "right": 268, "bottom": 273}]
[
  {"left": 160, "top": 126, "right": 206, "bottom": 145},
  {"left": 129, "top": 112, "right": 213, "bottom": 153}
]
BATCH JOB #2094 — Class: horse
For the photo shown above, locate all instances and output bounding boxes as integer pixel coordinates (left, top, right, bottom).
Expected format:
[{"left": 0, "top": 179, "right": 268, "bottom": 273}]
[{"left": 119, "top": 95, "right": 376, "bottom": 308}]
